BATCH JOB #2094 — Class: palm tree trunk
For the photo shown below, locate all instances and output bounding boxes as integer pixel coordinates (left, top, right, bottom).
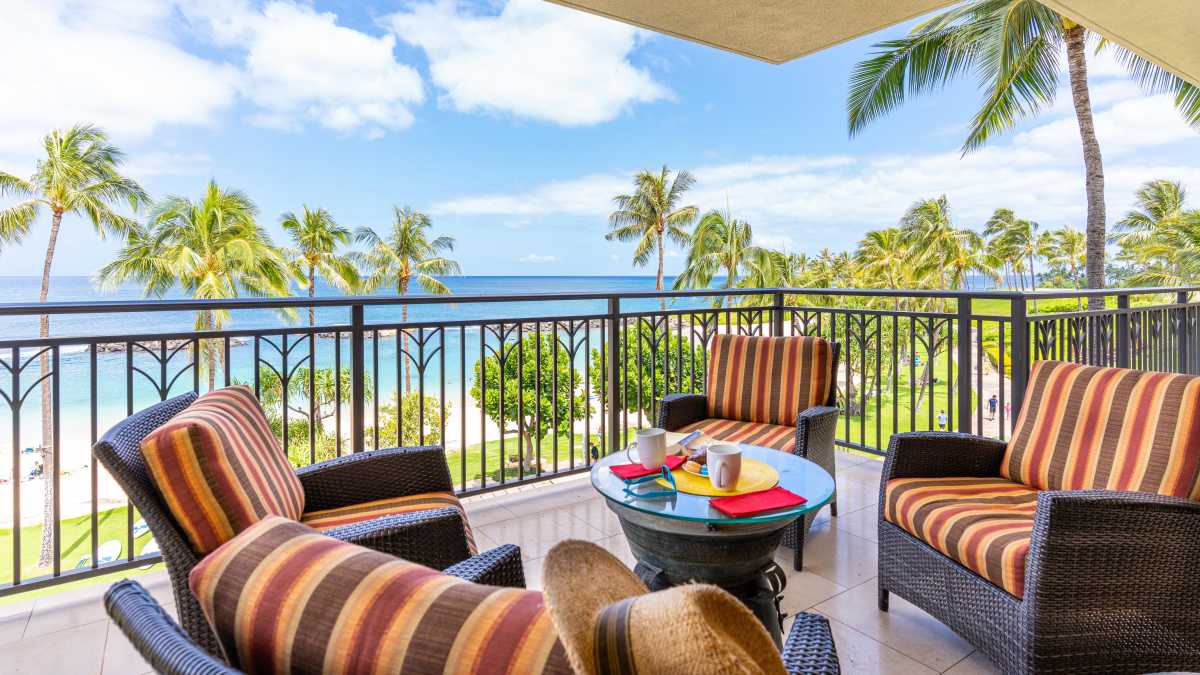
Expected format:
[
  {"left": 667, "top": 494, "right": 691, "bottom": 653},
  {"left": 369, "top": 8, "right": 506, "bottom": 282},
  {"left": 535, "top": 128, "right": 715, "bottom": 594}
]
[
  {"left": 308, "top": 264, "right": 316, "bottom": 326},
  {"left": 1065, "top": 24, "right": 1106, "bottom": 310},
  {"left": 36, "top": 210, "right": 62, "bottom": 567},
  {"left": 656, "top": 230, "right": 666, "bottom": 312},
  {"left": 402, "top": 303, "right": 411, "bottom": 395},
  {"left": 203, "top": 310, "right": 216, "bottom": 392}
]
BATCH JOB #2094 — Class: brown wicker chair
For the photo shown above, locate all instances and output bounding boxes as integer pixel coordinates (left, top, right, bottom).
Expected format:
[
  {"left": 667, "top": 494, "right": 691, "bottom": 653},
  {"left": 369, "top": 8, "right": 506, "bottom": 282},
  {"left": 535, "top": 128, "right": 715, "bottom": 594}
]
[
  {"left": 105, "top": 578, "right": 841, "bottom": 674},
  {"left": 94, "top": 392, "right": 523, "bottom": 658},
  {"left": 658, "top": 337, "right": 841, "bottom": 571},
  {"left": 879, "top": 431, "right": 1200, "bottom": 674}
]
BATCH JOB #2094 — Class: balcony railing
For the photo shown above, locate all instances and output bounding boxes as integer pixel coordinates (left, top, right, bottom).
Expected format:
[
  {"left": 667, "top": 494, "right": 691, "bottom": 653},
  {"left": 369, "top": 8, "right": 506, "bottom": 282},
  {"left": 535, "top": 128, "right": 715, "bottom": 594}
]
[{"left": 1, "top": 284, "right": 1198, "bottom": 595}]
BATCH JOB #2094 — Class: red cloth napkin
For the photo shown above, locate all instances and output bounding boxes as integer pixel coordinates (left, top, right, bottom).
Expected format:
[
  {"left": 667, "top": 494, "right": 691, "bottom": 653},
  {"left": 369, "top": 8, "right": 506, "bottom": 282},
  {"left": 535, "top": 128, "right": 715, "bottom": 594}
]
[
  {"left": 710, "top": 486, "right": 807, "bottom": 517},
  {"left": 610, "top": 454, "right": 686, "bottom": 480}
]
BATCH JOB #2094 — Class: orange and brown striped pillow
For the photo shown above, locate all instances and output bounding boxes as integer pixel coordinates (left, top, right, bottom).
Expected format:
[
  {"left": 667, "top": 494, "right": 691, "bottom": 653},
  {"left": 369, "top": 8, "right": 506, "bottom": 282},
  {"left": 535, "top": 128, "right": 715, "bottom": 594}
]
[
  {"left": 189, "top": 516, "right": 572, "bottom": 675},
  {"left": 706, "top": 334, "right": 834, "bottom": 426},
  {"left": 140, "top": 385, "right": 305, "bottom": 555},
  {"left": 1003, "top": 361, "right": 1200, "bottom": 498}
]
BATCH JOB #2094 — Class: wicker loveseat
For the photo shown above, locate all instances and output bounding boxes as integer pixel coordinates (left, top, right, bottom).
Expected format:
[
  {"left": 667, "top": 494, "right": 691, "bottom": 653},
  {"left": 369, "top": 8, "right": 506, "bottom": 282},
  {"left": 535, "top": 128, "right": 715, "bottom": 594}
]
[
  {"left": 94, "top": 390, "right": 520, "bottom": 657},
  {"left": 878, "top": 360, "right": 1200, "bottom": 674},
  {"left": 658, "top": 333, "right": 841, "bottom": 570}
]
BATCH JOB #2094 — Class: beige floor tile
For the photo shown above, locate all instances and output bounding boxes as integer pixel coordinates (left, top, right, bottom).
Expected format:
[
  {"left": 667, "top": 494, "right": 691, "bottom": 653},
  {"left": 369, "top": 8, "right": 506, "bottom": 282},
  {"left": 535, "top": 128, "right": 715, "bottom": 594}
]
[
  {"left": 839, "top": 458, "right": 884, "bottom": 486},
  {"left": 596, "top": 534, "right": 638, "bottom": 569},
  {"left": 831, "top": 476, "right": 879, "bottom": 514},
  {"left": 834, "top": 450, "right": 872, "bottom": 470},
  {"left": 501, "top": 482, "right": 593, "bottom": 517},
  {"left": 563, "top": 498, "right": 624, "bottom": 536},
  {"left": 102, "top": 620, "right": 152, "bottom": 675},
  {"left": 0, "top": 605, "right": 31, "bottom": 645},
  {"left": 833, "top": 504, "right": 879, "bottom": 543},
  {"left": 23, "top": 591, "right": 108, "bottom": 639},
  {"left": 821, "top": 615, "right": 938, "bottom": 675},
  {"left": 815, "top": 580, "right": 974, "bottom": 672},
  {"left": 522, "top": 557, "right": 546, "bottom": 591},
  {"left": 796, "top": 522, "right": 878, "bottom": 588},
  {"left": 944, "top": 651, "right": 1002, "bottom": 675},
  {"left": 5, "top": 619, "right": 107, "bottom": 675},
  {"left": 778, "top": 570, "right": 846, "bottom": 616},
  {"left": 462, "top": 500, "right": 518, "bottom": 527},
  {"left": 477, "top": 509, "right": 605, "bottom": 560}
]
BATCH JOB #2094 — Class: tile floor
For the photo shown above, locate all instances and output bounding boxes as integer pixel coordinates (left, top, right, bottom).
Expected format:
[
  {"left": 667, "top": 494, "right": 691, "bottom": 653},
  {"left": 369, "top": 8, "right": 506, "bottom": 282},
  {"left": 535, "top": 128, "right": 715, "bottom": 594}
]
[{"left": 0, "top": 450, "right": 1001, "bottom": 674}]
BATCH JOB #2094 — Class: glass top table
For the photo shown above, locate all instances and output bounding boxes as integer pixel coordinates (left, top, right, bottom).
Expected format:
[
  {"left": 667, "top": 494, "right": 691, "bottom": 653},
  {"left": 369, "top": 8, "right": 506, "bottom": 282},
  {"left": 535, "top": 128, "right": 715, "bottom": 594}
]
[{"left": 590, "top": 443, "right": 835, "bottom": 525}]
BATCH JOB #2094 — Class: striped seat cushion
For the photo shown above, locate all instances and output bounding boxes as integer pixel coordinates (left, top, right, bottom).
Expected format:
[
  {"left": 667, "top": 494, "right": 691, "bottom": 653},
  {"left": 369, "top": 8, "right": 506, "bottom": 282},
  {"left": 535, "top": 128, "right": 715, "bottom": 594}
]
[
  {"left": 706, "top": 334, "right": 834, "bottom": 426},
  {"left": 189, "top": 516, "right": 571, "bottom": 675},
  {"left": 140, "top": 386, "right": 305, "bottom": 555},
  {"left": 1003, "top": 360, "right": 1200, "bottom": 498},
  {"left": 678, "top": 418, "right": 796, "bottom": 452},
  {"left": 884, "top": 477, "right": 1037, "bottom": 598},
  {"left": 302, "top": 491, "right": 478, "bottom": 555}
]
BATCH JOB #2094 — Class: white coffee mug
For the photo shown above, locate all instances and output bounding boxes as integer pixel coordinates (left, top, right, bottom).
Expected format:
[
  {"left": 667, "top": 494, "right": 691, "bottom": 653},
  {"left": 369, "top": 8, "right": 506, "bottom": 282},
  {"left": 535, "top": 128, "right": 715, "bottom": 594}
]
[
  {"left": 627, "top": 428, "right": 667, "bottom": 469},
  {"left": 708, "top": 443, "right": 743, "bottom": 490}
]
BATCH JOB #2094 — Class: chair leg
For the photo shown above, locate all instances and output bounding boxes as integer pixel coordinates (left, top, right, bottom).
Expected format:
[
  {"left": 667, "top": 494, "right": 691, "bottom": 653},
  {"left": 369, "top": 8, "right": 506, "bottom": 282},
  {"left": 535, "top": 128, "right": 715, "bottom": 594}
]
[
  {"left": 829, "top": 500, "right": 838, "bottom": 517},
  {"left": 792, "top": 521, "right": 805, "bottom": 571},
  {"left": 878, "top": 585, "right": 889, "bottom": 612}
]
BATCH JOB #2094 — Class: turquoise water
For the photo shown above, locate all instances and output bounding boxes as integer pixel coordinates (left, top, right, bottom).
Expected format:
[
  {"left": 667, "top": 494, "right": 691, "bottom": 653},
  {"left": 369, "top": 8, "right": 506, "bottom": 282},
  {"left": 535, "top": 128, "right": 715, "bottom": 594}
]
[{"left": 0, "top": 276, "right": 728, "bottom": 459}]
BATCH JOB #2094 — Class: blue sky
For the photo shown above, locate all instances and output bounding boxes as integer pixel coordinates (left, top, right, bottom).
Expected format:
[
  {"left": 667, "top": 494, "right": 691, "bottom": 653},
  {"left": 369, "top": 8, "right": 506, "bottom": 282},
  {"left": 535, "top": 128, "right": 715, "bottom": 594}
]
[{"left": 2, "top": 0, "right": 1199, "bottom": 280}]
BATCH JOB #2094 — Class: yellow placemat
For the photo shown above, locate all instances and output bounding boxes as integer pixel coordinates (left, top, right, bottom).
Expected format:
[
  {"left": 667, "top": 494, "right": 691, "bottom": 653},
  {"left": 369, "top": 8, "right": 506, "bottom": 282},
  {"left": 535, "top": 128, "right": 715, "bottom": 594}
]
[{"left": 656, "top": 458, "right": 780, "bottom": 497}]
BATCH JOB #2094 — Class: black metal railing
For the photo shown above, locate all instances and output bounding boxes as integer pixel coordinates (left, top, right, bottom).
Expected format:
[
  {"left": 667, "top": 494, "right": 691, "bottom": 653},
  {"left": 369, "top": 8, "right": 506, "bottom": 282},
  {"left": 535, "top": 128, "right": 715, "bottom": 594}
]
[{"left": 2, "top": 284, "right": 1198, "bottom": 595}]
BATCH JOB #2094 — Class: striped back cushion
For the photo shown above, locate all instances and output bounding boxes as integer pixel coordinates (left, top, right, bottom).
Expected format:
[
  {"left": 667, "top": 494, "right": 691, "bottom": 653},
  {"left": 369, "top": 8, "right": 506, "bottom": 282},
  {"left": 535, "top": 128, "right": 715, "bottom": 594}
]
[
  {"left": 1002, "top": 361, "right": 1200, "bottom": 498},
  {"left": 706, "top": 334, "right": 834, "bottom": 426},
  {"left": 189, "top": 516, "right": 571, "bottom": 675},
  {"left": 140, "top": 385, "right": 305, "bottom": 555}
]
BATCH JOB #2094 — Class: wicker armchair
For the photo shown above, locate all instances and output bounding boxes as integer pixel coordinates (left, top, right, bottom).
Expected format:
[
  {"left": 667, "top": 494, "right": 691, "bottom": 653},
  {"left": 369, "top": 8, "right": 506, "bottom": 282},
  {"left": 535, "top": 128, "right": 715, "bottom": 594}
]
[
  {"left": 106, "top": 579, "right": 840, "bottom": 674},
  {"left": 879, "top": 431, "right": 1200, "bottom": 674},
  {"left": 658, "top": 338, "right": 841, "bottom": 571},
  {"left": 94, "top": 392, "right": 520, "bottom": 658}
]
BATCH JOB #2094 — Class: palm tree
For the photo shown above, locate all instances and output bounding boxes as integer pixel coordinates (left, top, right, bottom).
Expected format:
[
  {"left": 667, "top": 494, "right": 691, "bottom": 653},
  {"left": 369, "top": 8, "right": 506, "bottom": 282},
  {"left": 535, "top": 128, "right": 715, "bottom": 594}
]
[
  {"left": 280, "top": 206, "right": 360, "bottom": 325},
  {"left": 1112, "top": 180, "right": 1200, "bottom": 288},
  {"left": 355, "top": 206, "right": 460, "bottom": 394},
  {"left": 99, "top": 181, "right": 294, "bottom": 391},
  {"left": 673, "top": 206, "right": 768, "bottom": 306},
  {"left": 847, "top": 0, "right": 1200, "bottom": 308},
  {"left": 0, "top": 124, "right": 147, "bottom": 567},
  {"left": 607, "top": 166, "right": 698, "bottom": 309},
  {"left": 899, "top": 196, "right": 960, "bottom": 290},
  {"left": 984, "top": 209, "right": 1041, "bottom": 292}
]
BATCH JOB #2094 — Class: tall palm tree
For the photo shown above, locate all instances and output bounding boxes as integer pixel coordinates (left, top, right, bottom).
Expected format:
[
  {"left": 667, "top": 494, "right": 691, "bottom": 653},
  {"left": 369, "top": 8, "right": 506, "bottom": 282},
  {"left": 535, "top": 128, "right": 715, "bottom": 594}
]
[
  {"left": 280, "top": 206, "right": 360, "bottom": 325},
  {"left": 984, "top": 209, "right": 1041, "bottom": 292},
  {"left": 1112, "top": 180, "right": 1200, "bottom": 288},
  {"left": 899, "top": 196, "right": 961, "bottom": 291},
  {"left": 847, "top": 0, "right": 1200, "bottom": 308},
  {"left": 673, "top": 207, "right": 768, "bottom": 306},
  {"left": 1042, "top": 225, "right": 1086, "bottom": 290},
  {"left": 99, "top": 181, "right": 294, "bottom": 391},
  {"left": 0, "top": 124, "right": 147, "bottom": 567},
  {"left": 856, "top": 227, "right": 911, "bottom": 291},
  {"left": 355, "top": 206, "right": 460, "bottom": 394},
  {"left": 607, "top": 166, "right": 698, "bottom": 309}
]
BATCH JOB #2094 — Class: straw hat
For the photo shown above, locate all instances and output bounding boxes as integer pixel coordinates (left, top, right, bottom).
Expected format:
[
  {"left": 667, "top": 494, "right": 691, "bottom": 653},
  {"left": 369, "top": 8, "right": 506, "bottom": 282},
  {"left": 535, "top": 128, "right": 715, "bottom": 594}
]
[{"left": 541, "top": 540, "right": 786, "bottom": 675}]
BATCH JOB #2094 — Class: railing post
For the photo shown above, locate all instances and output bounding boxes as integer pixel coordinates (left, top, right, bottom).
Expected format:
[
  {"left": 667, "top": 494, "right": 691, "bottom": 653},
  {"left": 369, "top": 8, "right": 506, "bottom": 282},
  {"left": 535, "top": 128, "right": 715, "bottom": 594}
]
[
  {"left": 351, "top": 304, "right": 365, "bottom": 453},
  {"left": 1116, "top": 293, "right": 1131, "bottom": 368},
  {"left": 1177, "top": 290, "right": 1190, "bottom": 373},
  {"left": 956, "top": 296, "right": 973, "bottom": 433},
  {"left": 606, "top": 296, "right": 622, "bottom": 455},
  {"left": 1010, "top": 297, "right": 1029, "bottom": 422},
  {"left": 771, "top": 291, "right": 785, "bottom": 337}
]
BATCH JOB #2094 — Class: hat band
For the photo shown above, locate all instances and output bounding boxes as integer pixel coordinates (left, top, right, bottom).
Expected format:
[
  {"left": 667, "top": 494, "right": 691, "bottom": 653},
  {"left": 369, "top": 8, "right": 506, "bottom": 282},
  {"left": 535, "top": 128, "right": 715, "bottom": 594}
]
[{"left": 594, "top": 596, "right": 638, "bottom": 675}]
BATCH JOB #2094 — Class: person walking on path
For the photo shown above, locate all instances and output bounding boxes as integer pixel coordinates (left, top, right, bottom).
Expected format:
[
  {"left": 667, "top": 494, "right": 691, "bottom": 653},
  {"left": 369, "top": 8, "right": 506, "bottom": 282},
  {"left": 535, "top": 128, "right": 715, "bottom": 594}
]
[
  {"left": 987, "top": 394, "right": 998, "bottom": 421},
  {"left": 937, "top": 410, "right": 948, "bottom": 431}
]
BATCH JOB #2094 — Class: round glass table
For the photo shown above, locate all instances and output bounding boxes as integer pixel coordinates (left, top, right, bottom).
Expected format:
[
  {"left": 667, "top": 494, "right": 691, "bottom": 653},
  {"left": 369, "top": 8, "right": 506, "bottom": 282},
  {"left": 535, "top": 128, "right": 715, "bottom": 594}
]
[{"left": 590, "top": 443, "right": 835, "bottom": 646}]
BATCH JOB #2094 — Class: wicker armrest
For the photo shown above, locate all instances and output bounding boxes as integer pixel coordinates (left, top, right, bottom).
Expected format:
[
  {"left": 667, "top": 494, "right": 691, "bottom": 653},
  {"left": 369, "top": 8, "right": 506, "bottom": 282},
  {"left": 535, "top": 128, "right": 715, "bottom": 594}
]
[
  {"left": 782, "top": 611, "right": 841, "bottom": 674},
  {"left": 444, "top": 544, "right": 526, "bottom": 588},
  {"left": 322, "top": 507, "right": 473, "bottom": 570},
  {"left": 794, "top": 406, "right": 839, "bottom": 460},
  {"left": 1027, "top": 489, "right": 1200, "bottom": 607},
  {"left": 296, "top": 445, "right": 454, "bottom": 511},
  {"left": 105, "top": 580, "right": 240, "bottom": 675},
  {"left": 657, "top": 393, "right": 707, "bottom": 430},
  {"left": 881, "top": 432, "right": 1007, "bottom": 482}
]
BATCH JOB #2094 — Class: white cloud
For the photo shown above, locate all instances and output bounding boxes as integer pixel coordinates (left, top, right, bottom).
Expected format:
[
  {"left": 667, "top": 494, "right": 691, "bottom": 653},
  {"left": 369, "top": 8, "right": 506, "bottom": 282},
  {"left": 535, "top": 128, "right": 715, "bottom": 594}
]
[
  {"left": 386, "top": 0, "right": 670, "bottom": 126},
  {"left": 519, "top": 253, "right": 558, "bottom": 263},
  {"left": 183, "top": 1, "right": 424, "bottom": 135},
  {"left": 122, "top": 152, "right": 214, "bottom": 179},
  {"left": 429, "top": 93, "right": 1200, "bottom": 251},
  {"left": 0, "top": 0, "right": 238, "bottom": 166}
]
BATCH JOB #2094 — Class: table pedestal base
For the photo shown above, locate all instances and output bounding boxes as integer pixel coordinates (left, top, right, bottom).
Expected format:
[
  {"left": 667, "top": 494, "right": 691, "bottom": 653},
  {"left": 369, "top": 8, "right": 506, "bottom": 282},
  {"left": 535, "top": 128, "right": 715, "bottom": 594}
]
[{"left": 610, "top": 504, "right": 795, "bottom": 647}]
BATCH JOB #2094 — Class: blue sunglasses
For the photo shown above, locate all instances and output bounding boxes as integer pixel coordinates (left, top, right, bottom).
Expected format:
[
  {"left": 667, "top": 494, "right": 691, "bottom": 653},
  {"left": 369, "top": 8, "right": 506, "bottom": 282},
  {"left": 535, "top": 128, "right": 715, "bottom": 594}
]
[{"left": 622, "top": 464, "right": 678, "bottom": 499}]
